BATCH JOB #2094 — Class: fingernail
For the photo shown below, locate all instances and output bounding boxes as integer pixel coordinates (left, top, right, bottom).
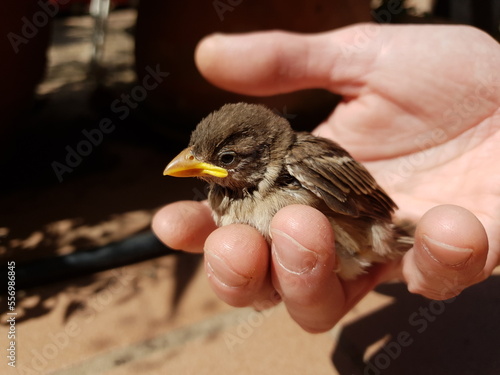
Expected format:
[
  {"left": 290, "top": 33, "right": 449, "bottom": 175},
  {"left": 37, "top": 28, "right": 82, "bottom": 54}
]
[
  {"left": 205, "top": 251, "right": 249, "bottom": 287},
  {"left": 422, "top": 235, "right": 473, "bottom": 267},
  {"left": 271, "top": 229, "right": 318, "bottom": 274}
]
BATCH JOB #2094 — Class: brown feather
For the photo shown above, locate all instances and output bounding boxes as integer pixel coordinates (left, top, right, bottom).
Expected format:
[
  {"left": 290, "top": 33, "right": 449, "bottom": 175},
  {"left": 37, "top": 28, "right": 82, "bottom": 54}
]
[{"left": 286, "top": 133, "right": 396, "bottom": 221}]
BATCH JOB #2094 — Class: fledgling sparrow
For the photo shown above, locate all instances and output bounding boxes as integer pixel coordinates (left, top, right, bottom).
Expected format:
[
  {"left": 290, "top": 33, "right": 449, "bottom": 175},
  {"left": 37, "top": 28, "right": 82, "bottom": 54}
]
[{"left": 163, "top": 103, "right": 413, "bottom": 279}]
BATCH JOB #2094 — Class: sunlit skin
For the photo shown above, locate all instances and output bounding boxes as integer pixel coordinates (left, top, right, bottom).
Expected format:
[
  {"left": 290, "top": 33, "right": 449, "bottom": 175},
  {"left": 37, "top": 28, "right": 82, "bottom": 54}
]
[{"left": 153, "top": 24, "right": 499, "bottom": 333}]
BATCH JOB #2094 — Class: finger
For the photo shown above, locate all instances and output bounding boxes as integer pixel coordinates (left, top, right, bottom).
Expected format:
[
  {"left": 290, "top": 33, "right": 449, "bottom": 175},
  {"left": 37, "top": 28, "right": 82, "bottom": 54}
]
[
  {"left": 195, "top": 25, "right": 379, "bottom": 97},
  {"left": 152, "top": 201, "right": 217, "bottom": 253},
  {"left": 270, "top": 205, "right": 344, "bottom": 333},
  {"left": 204, "top": 224, "right": 279, "bottom": 309},
  {"left": 402, "top": 204, "right": 488, "bottom": 300}
]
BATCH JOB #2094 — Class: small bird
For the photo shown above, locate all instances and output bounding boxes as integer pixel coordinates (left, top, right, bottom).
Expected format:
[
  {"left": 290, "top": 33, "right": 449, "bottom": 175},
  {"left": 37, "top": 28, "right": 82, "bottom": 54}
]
[{"left": 164, "top": 103, "right": 413, "bottom": 279}]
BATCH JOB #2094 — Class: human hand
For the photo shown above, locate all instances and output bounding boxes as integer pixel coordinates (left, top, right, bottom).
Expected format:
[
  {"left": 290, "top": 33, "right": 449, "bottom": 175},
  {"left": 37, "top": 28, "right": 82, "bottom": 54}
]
[{"left": 153, "top": 24, "right": 500, "bottom": 332}]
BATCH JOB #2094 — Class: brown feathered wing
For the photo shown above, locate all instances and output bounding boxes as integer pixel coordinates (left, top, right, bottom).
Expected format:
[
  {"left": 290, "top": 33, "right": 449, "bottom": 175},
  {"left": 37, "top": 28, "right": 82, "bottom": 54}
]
[{"left": 285, "top": 133, "right": 396, "bottom": 222}]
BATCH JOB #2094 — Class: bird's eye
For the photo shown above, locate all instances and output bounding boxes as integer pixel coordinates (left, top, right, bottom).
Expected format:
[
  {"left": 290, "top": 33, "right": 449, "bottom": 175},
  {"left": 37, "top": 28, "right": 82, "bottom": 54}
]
[{"left": 219, "top": 151, "right": 236, "bottom": 166}]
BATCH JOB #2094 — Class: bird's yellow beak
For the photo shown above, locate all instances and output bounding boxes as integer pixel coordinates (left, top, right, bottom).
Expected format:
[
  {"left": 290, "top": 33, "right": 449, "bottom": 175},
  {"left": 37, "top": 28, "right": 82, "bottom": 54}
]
[{"left": 163, "top": 147, "right": 228, "bottom": 178}]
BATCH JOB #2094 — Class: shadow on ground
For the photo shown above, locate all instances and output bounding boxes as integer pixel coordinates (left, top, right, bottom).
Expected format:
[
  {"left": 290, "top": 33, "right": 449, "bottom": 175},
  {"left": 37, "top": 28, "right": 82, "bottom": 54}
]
[{"left": 332, "top": 276, "right": 500, "bottom": 375}]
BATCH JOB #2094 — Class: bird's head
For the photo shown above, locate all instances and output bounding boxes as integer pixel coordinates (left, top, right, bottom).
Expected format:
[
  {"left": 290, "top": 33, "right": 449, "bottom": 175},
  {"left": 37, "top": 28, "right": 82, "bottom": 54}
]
[{"left": 164, "top": 103, "right": 294, "bottom": 190}]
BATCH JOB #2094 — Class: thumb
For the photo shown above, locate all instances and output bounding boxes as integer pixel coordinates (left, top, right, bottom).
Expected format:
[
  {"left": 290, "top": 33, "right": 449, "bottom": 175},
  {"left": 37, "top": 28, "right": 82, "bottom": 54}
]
[
  {"left": 402, "top": 204, "right": 489, "bottom": 300},
  {"left": 194, "top": 24, "right": 380, "bottom": 97}
]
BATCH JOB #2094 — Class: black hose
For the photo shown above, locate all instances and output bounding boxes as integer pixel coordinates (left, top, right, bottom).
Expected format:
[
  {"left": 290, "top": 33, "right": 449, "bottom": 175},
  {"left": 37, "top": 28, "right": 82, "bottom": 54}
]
[{"left": 13, "top": 231, "right": 172, "bottom": 290}]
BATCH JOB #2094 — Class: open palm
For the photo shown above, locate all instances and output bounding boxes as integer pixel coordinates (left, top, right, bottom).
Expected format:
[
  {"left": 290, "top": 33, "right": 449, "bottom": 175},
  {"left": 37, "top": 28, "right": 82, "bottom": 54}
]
[
  {"left": 153, "top": 24, "right": 500, "bottom": 332},
  {"left": 311, "top": 25, "right": 500, "bottom": 285}
]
